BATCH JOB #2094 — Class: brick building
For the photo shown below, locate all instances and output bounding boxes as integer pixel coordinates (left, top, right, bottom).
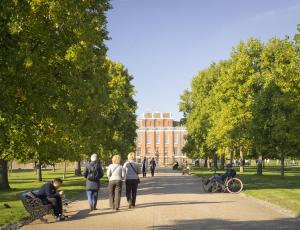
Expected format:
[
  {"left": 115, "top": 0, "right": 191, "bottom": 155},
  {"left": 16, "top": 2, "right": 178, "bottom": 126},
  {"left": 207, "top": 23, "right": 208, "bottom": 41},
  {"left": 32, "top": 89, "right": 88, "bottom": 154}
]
[{"left": 135, "top": 112, "right": 190, "bottom": 166}]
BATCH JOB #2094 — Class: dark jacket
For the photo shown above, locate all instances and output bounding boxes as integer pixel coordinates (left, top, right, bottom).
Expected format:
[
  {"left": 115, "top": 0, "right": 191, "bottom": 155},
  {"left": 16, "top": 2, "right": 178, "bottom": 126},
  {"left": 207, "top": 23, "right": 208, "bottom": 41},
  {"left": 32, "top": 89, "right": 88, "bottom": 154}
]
[
  {"left": 83, "top": 161, "right": 103, "bottom": 191},
  {"left": 150, "top": 160, "right": 156, "bottom": 169},
  {"left": 36, "top": 182, "right": 59, "bottom": 200}
]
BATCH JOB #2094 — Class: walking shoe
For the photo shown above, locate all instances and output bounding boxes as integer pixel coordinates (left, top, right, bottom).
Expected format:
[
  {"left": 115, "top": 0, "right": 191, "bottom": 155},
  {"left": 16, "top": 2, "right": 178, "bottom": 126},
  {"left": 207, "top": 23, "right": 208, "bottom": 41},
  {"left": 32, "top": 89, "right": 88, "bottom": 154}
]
[
  {"left": 56, "top": 215, "right": 66, "bottom": 221},
  {"left": 128, "top": 204, "right": 132, "bottom": 209}
]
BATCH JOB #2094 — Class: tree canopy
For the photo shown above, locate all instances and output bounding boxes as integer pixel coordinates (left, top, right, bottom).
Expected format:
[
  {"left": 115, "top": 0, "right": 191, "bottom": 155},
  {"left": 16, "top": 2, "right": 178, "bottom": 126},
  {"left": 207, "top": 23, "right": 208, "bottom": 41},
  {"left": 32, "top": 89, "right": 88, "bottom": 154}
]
[
  {"left": 0, "top": 0, "right": 137, "bottom": 188},
  {"left": 181, "top": 29, "right": 300, "bottom": 176}
]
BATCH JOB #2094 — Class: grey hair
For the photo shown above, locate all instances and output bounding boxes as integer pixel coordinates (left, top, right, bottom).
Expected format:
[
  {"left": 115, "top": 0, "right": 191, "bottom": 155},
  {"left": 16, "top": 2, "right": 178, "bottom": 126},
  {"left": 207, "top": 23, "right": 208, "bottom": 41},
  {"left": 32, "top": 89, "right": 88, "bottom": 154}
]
[{"left": 91, "top": 153, "right": 98, "bottom": 162}]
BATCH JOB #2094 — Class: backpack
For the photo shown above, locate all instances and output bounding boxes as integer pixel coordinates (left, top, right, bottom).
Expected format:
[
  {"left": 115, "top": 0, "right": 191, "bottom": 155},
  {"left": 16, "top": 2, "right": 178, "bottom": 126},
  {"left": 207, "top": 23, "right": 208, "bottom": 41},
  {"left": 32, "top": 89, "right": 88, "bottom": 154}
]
[{"left": 87, "top": 163, "right": 103, "bottom": 181}]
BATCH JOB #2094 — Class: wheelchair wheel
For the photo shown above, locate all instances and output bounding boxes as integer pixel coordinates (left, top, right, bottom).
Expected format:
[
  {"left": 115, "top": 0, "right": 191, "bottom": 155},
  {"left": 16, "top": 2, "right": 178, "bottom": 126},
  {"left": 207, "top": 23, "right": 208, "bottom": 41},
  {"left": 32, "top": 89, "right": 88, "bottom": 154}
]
[{"left": 226, "top": 177, "right": 243, "bottom": 194}]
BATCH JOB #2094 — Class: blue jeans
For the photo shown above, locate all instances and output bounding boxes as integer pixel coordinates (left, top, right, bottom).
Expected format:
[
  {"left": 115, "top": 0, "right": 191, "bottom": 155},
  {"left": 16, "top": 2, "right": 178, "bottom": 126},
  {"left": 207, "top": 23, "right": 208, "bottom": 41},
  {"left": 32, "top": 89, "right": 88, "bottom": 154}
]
[{"left": 86, "top": 190, "right": 98, "bottom": 209}]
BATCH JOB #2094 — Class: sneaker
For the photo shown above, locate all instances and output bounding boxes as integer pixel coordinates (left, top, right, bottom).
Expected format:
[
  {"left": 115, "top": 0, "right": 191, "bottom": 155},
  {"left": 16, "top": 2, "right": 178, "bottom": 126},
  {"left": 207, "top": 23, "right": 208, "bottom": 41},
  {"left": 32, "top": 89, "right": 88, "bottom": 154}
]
[
  {"left": 56, "top": 215, "right": 66, "bottom": 221},
  {"left": 128, "top": 204, "right": 132, "bottom": 209}
]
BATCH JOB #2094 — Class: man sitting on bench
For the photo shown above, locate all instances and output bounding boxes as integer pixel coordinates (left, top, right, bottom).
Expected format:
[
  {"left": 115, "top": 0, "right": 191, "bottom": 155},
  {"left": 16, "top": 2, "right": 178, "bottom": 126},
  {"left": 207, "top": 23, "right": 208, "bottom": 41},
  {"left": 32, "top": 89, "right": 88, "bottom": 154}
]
[{"left": 35, "top": 178, "right": 66, "bottom": 221}]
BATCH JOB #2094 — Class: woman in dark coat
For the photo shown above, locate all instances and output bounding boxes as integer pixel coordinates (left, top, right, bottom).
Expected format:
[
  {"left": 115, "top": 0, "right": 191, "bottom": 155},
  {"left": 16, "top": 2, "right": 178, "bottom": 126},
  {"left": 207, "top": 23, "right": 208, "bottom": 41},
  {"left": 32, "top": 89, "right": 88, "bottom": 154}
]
[{"left": 83, "top": 154, "right": 104, "bottom": 210}]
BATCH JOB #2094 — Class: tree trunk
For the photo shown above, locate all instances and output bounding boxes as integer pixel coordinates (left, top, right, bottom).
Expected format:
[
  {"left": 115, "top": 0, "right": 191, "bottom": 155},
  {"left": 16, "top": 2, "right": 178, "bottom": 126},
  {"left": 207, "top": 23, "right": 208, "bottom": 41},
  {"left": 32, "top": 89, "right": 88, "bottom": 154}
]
[
  {"left": 207, "top": 157, "right": 211, "bottom": 169},
  {"left": 239, "top": 146, "right": 244, "bottom": 173},
  {"left": 75, "top": 161, "right": 81, "bottom": 176},
  {"left": 10, "top": 161, "right": 13, "bottom": 175},
  {"left": 34, "top": 161, "right": 37, "bottom": 174},
  {"left": 220, "top": 153, "right": 225, "bottom": 170},
  {"left": 257, "top": 154, "right": 263, "bottom": 176},
  {"left": 213, "top": 152, "right": 218, "bottom": 169},
  {"left": 0, "top": 159, "right": 10, "bottom": 190},
  {"left": 204, "top": 157, "right": 208, "bottom": 168},
  {"left": 229, "top": 148, "right": 234, "bottom": 164},
  {"left": 280, "top": 152, "right": 285, "bottom": 177},
  {"left": 37, "top": 161, "right": 42, "bottom": 181},
  {"left": 52, "top": 163, "right": 55, "bottom": 172},
  {"left": 63, "top": 161, "right": 67, "bottom": 180}
]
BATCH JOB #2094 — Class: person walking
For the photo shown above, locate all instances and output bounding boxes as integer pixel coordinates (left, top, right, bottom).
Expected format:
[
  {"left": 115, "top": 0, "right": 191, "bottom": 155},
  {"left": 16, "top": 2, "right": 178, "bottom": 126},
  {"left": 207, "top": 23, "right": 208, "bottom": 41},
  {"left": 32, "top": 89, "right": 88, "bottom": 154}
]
[
  {"left": 83, "top": 154, "right": 104, "bottom": 211},
  {"left": 123, "top": 152, "right": 141, "bottom": 209},
  {"left": 107, "top": 154, "right": 124, "bottom": 211},
  {"left": 142, "top": 157, "right": 147, "bottom": 177},
  {"left": 149, "top": 157, "right": 156, "bottom": 177}
]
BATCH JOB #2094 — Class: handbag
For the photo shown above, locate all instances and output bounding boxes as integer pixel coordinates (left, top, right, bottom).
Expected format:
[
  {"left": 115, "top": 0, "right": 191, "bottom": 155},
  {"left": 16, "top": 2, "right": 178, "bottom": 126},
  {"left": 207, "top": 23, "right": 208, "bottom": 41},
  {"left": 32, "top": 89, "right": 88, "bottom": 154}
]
[{"left": 129, "top": 162, "right": 140, "bottom": 184}]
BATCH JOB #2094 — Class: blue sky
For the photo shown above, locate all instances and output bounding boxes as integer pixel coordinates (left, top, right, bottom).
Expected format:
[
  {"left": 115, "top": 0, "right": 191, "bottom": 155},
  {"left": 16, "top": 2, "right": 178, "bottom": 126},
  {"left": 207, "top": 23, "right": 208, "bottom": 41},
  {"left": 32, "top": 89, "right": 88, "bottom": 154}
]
[{"left": 105, "top": 0, "right": 300, "bottom": 120}]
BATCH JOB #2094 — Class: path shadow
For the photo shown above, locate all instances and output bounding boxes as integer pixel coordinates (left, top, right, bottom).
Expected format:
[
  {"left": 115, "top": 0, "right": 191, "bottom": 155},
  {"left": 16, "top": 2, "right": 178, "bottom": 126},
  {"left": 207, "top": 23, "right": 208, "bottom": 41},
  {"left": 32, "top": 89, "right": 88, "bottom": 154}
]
[
  {"left": 69, "top": 209, "right": 117, "bottom": 221},
  {"left": 148, "top": 216, "right": 300, "bottom": 230},
  {"left": 135, "top": 200, "right": 233, "bottom": 209}
]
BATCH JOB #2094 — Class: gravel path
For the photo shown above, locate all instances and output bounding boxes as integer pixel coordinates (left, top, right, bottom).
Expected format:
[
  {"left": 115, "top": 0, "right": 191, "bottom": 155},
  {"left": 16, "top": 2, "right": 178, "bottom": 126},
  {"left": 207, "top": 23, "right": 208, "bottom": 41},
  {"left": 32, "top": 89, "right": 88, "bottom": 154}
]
[{"left": 21, "top": 168, "right": 300, "bottom": 230}]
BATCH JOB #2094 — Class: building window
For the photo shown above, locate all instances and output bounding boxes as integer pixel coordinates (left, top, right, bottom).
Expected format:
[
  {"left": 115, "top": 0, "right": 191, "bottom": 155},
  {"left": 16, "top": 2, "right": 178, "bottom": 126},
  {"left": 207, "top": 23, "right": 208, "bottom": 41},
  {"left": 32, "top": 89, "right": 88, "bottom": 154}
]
[
  {"left": 164, "top": 148, "right": 168, "bottom": 156},
  {"left": 138, "top": 134, "right": 141, "bottom": 144},
  {"left": 164, "top": 132, "right": 169, "bottom": 144},
  {"left": 174, "top": 147, "right": 178, "bottom": 156},
  {"left": 155, "top": 147, "right": 160, "bottom": 154},
  {"left": 155, "top": 133, "right": 160, "bottom": 144},
  {"left": 174, "top": 133, "right": 178, "bottom": 144},
  {"left": 146, "top": 147, "right": 151, "bottom": 155},
  {"left": 164, "top": 156, "right": 168, "bottom": 165},
  {"left": 146, "top": 133, "right": 151, "bottom": 144},
  {"left": 136, "top": 147, "right": 141, "bottom": 156}
]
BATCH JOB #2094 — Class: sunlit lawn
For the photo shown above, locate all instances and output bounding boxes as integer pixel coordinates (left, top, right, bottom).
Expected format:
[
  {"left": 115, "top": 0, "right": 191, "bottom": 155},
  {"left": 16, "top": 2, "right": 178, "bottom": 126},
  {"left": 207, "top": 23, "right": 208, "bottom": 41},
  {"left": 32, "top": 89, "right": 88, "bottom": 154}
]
[
  {"left": 0, "top": 169, "right": 107, "bottom": 227},
  {"left": 192, "top": 166, "right": 300, "bottom": 215}
]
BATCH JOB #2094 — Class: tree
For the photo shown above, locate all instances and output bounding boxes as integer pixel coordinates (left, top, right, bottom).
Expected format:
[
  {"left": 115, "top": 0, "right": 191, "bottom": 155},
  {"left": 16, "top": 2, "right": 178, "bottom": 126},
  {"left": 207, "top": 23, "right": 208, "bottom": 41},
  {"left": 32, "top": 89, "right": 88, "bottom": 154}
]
[
  {"left": 181, "top": 28, "right": 300, "bottom": 178},
  {"left": 0, "top": 0, "right": 112, "bottom": 186}
]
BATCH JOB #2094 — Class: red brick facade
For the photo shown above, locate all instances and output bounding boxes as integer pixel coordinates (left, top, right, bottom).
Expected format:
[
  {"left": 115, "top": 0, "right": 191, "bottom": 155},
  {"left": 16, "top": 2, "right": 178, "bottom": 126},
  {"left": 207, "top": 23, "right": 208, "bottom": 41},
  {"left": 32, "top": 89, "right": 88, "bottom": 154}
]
[{"left": 135, "top": 112, "right": 190, "bottom": 166}]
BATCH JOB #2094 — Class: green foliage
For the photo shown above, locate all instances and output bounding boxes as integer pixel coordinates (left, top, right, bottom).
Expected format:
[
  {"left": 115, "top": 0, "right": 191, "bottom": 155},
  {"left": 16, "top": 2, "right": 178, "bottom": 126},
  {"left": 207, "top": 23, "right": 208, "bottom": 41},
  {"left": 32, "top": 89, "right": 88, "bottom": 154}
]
[
  {"left": 0, "top": 0, "right": 137, "bottom": 185},
  {"left": 181, "top": 27, "right": 300, "bottom": 173}
]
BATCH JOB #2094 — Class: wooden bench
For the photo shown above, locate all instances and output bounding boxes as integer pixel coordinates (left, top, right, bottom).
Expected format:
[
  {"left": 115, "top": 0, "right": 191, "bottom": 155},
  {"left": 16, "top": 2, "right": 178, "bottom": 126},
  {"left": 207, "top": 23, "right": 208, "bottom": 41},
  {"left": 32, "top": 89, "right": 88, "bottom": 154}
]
[{"left": 18, "top": 191, "right": 54, "bottom": 223}]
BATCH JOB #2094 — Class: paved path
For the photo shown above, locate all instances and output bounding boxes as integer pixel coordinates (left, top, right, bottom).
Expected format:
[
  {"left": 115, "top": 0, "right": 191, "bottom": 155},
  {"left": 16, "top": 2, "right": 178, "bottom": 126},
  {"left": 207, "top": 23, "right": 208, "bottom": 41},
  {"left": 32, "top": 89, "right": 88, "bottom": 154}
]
[{"left": 22, "top": 168, "right": 300, "bottom": 230}]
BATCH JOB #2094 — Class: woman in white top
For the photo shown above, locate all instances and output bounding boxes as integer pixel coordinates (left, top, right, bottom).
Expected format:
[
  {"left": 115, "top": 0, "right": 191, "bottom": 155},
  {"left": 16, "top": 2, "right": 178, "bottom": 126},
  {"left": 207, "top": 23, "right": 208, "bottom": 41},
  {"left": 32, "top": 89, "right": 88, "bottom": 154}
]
[{"left": 107, "top": 154, "right": 124, "bottom": 211}]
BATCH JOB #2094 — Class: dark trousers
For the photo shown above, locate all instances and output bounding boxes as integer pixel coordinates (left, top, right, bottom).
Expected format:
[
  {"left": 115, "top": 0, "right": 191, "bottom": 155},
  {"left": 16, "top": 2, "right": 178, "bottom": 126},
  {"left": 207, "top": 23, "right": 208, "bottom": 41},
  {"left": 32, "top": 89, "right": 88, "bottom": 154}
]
[
  {"left": 142, "top": 167, "right": 146, "bottom": 177},
  {"left": 125, "top": 180, "right": 139, "bottom": 206},
  {"left": 108, "top": 180, "right": 122, "bottom": 210},
  {"left": 47, "top": 197, "right": 62, "bottom": 217},
  {"left": 150, "top": 167, "right": 155, "bottom": 176},
  {"left": 86, "top": 190, "right": 98, "bottom": 209}
]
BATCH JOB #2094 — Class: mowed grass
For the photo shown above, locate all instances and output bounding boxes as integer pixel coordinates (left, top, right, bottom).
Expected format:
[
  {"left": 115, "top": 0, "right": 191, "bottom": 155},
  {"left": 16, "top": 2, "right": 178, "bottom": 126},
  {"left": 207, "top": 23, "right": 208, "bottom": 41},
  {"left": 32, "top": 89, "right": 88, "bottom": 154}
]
[
  {"left": 192, "top": 166, "right": 300, "bottom": 215},
  {"left": 0, "top": 168, "right": 107, "bottom": 227}
]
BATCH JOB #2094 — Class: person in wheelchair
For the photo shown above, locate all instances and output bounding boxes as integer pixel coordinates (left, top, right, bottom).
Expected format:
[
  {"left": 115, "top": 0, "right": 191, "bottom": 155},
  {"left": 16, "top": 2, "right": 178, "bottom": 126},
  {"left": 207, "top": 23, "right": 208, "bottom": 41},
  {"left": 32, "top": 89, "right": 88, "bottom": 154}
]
[{"left": 206, "top": 164, "right": 236, "bottom": 185}]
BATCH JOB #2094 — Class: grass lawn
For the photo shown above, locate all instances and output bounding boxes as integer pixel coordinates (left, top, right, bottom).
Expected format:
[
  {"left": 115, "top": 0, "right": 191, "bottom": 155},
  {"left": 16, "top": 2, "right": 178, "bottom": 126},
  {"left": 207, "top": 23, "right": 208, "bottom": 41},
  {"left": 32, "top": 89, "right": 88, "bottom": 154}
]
[
  {"left": 0, "top": 168, "right": 108, "bottom": 227},
  {"left": 192, "top": 166, "right": 300, "bottom": 215}
]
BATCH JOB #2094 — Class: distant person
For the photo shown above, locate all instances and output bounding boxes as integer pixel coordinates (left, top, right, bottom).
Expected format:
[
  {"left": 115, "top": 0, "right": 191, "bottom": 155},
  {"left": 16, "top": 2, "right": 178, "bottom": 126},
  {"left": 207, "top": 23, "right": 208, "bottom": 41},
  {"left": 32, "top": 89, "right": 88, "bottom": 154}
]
[
  {"left": 107, "top": 154, "right": 124, "bottom": 211},
  {"left": 149, "top": 157, "right": 156, "bottom": 177},
  {"left": 83, "top": 154, "right": 104, "bottom": 211},
  {"left": 36, "top": 178, "right": 66, "bottom": 221},
  {"left": 142, "top": 157, "right": 147, "bottom": 177},
  {"left": 173, "top": 161, "right": 179, "bottom": 170},
  {"left": 123, "top": 152, "right": 141, "bottom": 209}
]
